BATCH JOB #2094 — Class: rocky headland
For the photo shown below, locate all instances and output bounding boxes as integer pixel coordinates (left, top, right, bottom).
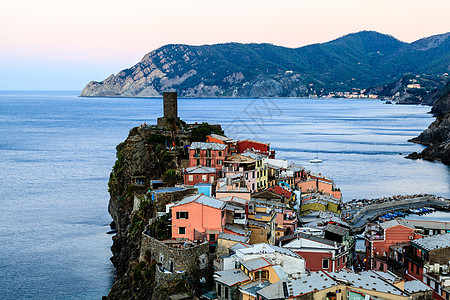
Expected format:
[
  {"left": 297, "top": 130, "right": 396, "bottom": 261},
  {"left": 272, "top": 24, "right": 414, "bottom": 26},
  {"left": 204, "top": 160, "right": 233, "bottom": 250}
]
[
  {"left": 407, "top": 82, "right": 450, "bottom": 164},
  {"left": 105, "top": 122, "right": 223, "bottom": 299},
  {"left": 80, "top": 31, "right": 450, "bottom": 98}
]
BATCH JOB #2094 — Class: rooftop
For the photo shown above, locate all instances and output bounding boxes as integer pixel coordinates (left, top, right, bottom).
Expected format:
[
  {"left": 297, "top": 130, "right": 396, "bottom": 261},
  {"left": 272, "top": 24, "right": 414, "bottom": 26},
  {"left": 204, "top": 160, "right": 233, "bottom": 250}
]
[
  {"left": 219, "top": 196, "right": 249, "bottom": 205},
  {"left": 379, "top": 219, "right": 415, "bottom": 230},
  {"left": 327, "top": 270, "right": 409, "bottom": 296},
  {"left": 208, "top": 134, "right": 233, "bottom": 142},
  {"left": 230, "top": 242, "right": 251, "bottom": 252},
  {"left": 218, "top": 233, "right": 249, "bottom": 243},
  {"left": 173, "top": 194, "right": 225, "bottom": 210},
  {"left": 411, "top": 233, "right": 450, "bottom": 252},
  {"left": 239, "top": 280, "right": 271, "bottom": 297},
  {"left": 281, "top": 232, "right": 337, "bottom": 248},
  {"left": 241, "top": 257, "right": 272, "bottom": 271},
  {"left": 240, "top": 151, "right": 267, "bottom": 161},
  {"left": 185, "top": 166, "right": 217, "bottom": 174},
  {"left": 190, "top": 142, "right": 227, "bottom": 150},
  {"left": 214, "top": 269, "right": 250, "bottom": 286},
  {"left": 257, "top": 272, "right": 337, "bottom": 299},
  {"left": 225, "top": 224, "right": 248, "bottom": 236},
  {"left": 325, "top": 224, "right": 349, "bottom": 236},
  {"left": 404, "top": 280, "right": 433, "bottom": 293},
  {"left": 237, "top": 243, "right": 301, "bottom": 259}
]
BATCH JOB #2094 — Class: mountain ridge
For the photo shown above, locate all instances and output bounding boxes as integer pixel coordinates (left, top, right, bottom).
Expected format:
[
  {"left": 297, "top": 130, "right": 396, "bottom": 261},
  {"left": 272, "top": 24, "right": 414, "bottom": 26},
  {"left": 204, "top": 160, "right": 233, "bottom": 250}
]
[{"left": 80, "top": 31, "right": 450, "bottom": 98}]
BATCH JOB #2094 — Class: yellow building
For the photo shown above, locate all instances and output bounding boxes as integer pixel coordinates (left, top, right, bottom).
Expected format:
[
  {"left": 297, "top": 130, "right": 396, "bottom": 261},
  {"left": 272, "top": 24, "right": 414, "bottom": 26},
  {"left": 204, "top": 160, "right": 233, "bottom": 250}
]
[
  {"left": 256, "top": 160, "right": 269, "bottom": 191},
  {"left": 301, "top": 194, "right": 341, "bottom": 215}
]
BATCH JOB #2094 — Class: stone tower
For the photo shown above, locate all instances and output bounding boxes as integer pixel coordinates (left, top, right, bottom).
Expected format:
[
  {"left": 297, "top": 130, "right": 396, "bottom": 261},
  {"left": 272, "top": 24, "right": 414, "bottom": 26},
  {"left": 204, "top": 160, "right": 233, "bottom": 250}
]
[
  {"left": 163, "top": 92, "right": 177, "bottom": 120},
  {"left": 157, "top": 92, "right": 179, "bottom": 128}
]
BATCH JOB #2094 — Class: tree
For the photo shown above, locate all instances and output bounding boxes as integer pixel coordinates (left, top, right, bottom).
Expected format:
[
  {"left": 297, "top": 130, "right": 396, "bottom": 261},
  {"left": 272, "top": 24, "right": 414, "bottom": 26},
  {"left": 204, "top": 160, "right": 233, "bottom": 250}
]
[
  {"left": 190, "top": 122, "right": 225, "bottom": 142},
  {"left": 162, "top": 169, "right": 179, "bottom": 186}
]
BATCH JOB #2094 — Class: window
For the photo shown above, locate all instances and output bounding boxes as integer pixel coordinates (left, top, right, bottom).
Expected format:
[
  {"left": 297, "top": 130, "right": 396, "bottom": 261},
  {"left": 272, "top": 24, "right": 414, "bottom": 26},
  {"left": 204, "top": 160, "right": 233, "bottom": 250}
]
[
  {"left": 188, "top": 175, "right": 193, "bottom": 181},
  {"left": 202, "top": 175, "right": 207, "bottom": 181},
  {"left": 254, "top": 271, "right": 260, "bottom": 280},
  {"left": 337, "top": 257, "right": 340, "bottom": 266},
  {"left": 206, "top": 149, "right": 212, "bottom": 157},
  {"left": 252, "top": 183, "right": 255, "bottom": 191},
  {"left": 217, "top": 283, "right": 221, "bottom": 297},
  {"left": 217, "top": 159, "right": 223, "bottom": 165},
  {"left": 206, "top": 159, "right": 211, "bottom": 167},
  {"left": 178, "top": 227, "right": 186, "bottom": 234},
  {"left": 176, "top": 211, "right": 188, "bottom": 219},
  {"left": 322, "top": 258, "right": 329, "bottom": 269},
  {"left": 218, "top": 151, "right": 222, "bottom": 157},
  {"left": 196, "top": 159, "right": 200, "bottom": 166},
  {"left": 209, "top": 234, "right": 216, "bottom": 242},
  {"left": 225, "top": 287, "right": 229, "bottom": 299},
  {"left": 261, "top": 270, "right": 268, "bottom": 279}
]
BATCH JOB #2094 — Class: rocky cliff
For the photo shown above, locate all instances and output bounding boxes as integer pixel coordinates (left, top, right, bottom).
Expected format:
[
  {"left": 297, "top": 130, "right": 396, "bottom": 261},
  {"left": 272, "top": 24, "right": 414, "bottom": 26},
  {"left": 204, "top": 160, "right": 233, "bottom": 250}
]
[
  {"left": 81, "top": 31, "right": 450, "bottom": 98},
  {"left": 105, "top": 122, "right": 223, "bottom": 299},
  {"left": 407, "top": 82, "right": 450, "bottom": 164}
]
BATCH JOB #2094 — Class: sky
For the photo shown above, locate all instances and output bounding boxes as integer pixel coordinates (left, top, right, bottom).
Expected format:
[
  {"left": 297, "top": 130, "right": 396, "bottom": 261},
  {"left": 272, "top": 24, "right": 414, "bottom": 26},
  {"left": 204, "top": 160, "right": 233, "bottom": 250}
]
[{"left": 0, "top": 0, "right": 449, "bottom": 90}]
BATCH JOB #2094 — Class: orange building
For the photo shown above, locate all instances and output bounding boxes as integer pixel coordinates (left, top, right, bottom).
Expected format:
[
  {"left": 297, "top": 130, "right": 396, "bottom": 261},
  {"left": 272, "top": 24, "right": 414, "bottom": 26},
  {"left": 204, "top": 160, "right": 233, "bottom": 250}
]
[{"left": 171, "top": 194, "right": 226, "bottom": 246}]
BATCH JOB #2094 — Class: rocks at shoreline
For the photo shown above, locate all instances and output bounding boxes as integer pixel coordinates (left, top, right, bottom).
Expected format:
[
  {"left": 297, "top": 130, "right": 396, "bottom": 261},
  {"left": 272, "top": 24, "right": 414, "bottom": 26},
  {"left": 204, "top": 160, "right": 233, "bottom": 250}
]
[{"left": 406, "top": 82, "right": 450, "bottom": 165}]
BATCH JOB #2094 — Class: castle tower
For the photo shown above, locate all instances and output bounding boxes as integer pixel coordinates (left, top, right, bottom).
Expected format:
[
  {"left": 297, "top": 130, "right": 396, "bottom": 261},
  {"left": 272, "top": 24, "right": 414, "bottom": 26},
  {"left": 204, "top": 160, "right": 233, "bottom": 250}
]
[
  {"left": 157, "top": 92, "right": 179, "bottom": 128},
  {"left": 163, "top": 92, "right": 177, "bottom": 120}
]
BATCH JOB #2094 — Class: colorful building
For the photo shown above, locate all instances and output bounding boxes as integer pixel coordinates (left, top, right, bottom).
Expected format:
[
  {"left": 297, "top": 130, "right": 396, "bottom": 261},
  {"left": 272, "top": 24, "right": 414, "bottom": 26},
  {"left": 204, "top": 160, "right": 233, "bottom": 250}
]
[
  {"left": 183, "top": 165, "right": 217, "bottom": 185},
  {"left": 188, "top": 142, "right": 228, "bottom": 170},
  {"left": 171, "top": 194, "right": 226, "bottom": 247},
  {"left": 238, "top": 139, "right": 275, "bottom": 158},
  {"left": 404, "top": 233, "right": 450, "bottom": 299},
  {"left": 365, "top": 219, "right": 420, "bottom": 271},
  {"left": 282, "top": 233, "right": 348, "bottom": 272}
]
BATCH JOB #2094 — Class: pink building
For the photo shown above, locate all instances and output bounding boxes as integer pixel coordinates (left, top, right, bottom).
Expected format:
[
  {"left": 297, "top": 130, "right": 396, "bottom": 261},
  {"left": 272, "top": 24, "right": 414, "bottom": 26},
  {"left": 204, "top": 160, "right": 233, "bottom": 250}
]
[
  {"left": 171, "top": 194, "right": 226, "bottom": 245},
  {"left": 189, "top": 142, "right": 228, "bottom": 171}
]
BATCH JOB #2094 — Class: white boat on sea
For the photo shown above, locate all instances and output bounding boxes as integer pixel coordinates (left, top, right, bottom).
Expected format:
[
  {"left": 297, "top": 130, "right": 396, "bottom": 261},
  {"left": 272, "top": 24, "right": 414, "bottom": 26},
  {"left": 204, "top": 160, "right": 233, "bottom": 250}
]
[
  {"left": 309, "top": 158, "right": 323, "bottom": 163},
  {"left": 310, "top": 144, "right": 323, "bottom": 163}
]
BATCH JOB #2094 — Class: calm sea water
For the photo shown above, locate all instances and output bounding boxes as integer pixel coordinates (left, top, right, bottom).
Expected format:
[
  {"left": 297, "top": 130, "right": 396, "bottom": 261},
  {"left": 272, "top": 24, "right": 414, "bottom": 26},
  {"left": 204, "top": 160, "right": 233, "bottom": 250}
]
[{"left": 0, "top": 91, "right": 449, "bottom": 299}]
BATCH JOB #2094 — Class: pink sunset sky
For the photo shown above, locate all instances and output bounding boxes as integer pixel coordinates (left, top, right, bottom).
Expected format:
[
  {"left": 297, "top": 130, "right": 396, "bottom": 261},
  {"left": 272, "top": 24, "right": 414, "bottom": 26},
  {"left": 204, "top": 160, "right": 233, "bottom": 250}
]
[{"left": 0, "top": 0, "right": 449, "bottom": 90}]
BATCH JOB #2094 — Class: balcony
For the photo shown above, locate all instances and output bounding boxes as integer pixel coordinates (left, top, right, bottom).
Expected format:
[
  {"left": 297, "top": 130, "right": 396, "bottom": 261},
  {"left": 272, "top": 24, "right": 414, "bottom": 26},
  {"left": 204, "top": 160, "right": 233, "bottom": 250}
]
[
  {"left": 234, "top": 218, "right": 248, "bottom": 225},
  {"left": 366, "top": 233, "right": 384, "bottom": 240}
]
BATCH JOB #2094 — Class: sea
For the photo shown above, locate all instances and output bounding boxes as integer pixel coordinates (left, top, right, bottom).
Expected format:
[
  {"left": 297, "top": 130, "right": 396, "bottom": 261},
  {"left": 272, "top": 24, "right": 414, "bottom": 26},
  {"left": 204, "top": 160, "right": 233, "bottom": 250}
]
[{"left": 0, "top": 91, "right": 449, "bottom": 299}]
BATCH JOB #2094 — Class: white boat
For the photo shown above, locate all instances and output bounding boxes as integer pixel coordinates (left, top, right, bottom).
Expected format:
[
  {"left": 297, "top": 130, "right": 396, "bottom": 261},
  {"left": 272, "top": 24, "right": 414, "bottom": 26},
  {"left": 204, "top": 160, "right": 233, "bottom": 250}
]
[
  {"left": 309, "top": 144, "right": 322, "bottom": 163},
  {"left": 309, "top": 158, "right": 322, "bottom": 163}
]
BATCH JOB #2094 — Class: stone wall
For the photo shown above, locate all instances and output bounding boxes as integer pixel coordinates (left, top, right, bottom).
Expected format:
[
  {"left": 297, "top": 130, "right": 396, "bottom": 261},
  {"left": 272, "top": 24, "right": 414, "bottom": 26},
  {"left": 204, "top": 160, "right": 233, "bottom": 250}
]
[
  {"left": 154, "top": 266, "right": 185, "bottom": 287},
  {"left": 351, "top": 197, "right": 449, "bottom": 226},
  {"left": 140, "top": 233, "right": 210, "bottom": 276}
]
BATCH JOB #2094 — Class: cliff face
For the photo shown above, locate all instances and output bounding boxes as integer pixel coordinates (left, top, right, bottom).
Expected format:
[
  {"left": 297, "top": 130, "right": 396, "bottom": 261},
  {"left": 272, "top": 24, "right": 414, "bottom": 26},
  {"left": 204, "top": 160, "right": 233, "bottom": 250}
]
[
  {"left": 80, "top": 31, "right": 450, "bottom": 98},
  {"left": 407, "top": 82, "right": 450, "bottom": 164},
  {"left": 106, "top": 125, "right": 183, "bottom": 299},
  {"left": 105, "top": 123, "right": 223, "bottom": 299}
]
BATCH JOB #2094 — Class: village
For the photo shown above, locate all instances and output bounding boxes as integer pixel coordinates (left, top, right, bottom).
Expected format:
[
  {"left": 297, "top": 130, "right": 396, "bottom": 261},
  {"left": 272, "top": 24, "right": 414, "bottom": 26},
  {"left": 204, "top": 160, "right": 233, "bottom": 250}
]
[{"left": 132, "top": 93, "right": 450, "bottom": 300}]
